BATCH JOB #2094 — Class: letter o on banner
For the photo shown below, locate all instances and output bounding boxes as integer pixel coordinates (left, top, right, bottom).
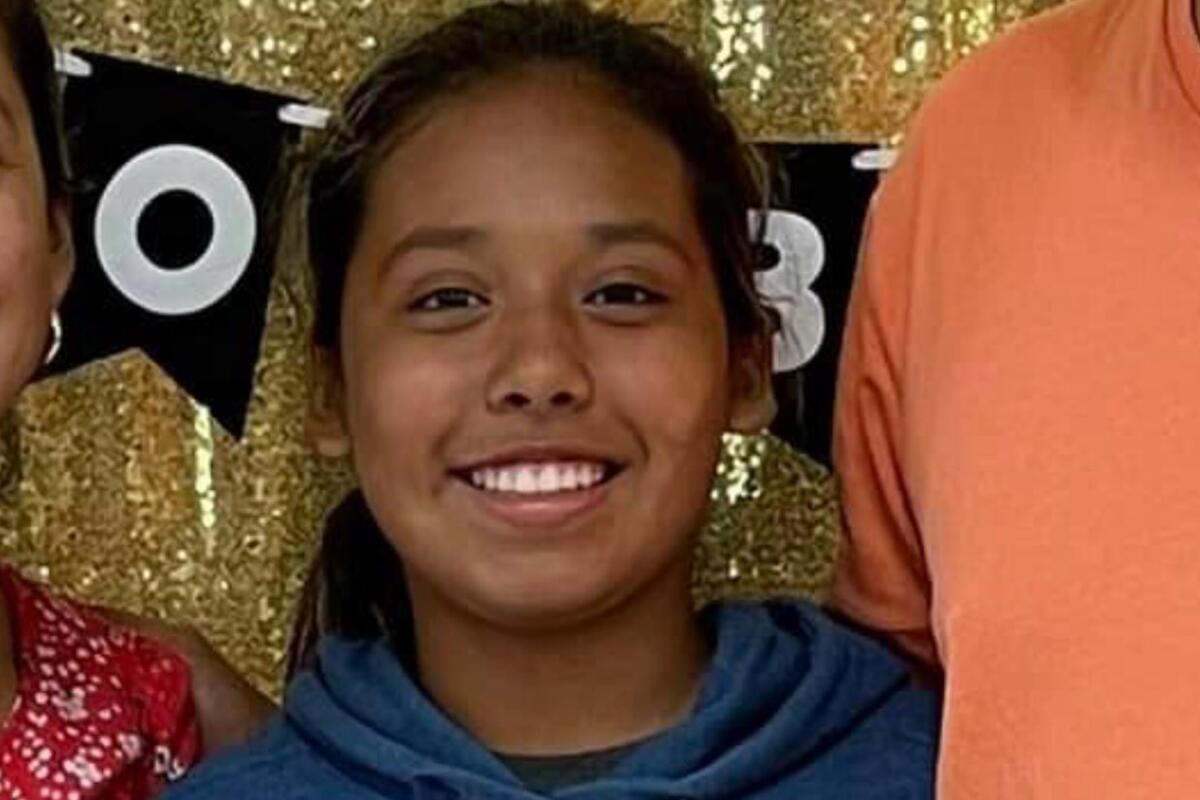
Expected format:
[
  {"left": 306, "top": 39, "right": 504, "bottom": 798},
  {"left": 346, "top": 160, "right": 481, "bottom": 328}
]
[{"left": 94, "top": 144, "right": 257, "bottom": 316}]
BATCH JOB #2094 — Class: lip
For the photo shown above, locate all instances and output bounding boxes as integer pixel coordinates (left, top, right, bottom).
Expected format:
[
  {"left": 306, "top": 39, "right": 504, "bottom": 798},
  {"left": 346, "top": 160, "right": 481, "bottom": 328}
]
[{"left": 458, "top": 476, "right": 616, "bottom": 530}]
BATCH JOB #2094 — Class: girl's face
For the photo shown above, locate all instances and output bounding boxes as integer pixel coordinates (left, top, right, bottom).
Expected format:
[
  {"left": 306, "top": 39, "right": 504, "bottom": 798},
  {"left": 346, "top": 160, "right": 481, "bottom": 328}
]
[
  {"left": 313, "top": 68, "right": 772, "bottom": 630},
  {"left": 0, "top": 36, "right": 72, "bottom": 416}
]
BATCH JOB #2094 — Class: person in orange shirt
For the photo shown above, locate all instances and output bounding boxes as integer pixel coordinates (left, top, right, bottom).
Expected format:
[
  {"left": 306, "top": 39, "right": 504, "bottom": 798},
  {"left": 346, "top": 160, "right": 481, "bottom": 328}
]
[{"left": 833, "top": 0, "right": 1200, "bottom": 796}]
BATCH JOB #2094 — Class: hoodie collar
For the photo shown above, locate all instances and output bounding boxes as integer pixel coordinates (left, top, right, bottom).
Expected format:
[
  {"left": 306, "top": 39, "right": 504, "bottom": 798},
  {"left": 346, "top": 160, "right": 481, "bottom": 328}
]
[{"left": 284, "top": 603, "right": 911, "bottom": 798}]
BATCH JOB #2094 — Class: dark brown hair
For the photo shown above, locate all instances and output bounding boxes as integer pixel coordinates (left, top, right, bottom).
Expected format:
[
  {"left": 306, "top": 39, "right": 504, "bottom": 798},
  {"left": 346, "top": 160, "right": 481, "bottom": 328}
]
[
  {"left": 0, "top": 0, "right": 68, "bottom": 201},
  {"left": 289, "top": 0, "right": 775, "bottom": 675}
]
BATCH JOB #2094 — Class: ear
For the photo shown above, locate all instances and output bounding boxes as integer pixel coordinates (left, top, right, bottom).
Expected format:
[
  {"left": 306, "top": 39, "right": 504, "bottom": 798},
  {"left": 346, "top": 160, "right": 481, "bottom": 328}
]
[
  {"left": 307, "top": 346, "right": 352, "bottom": 459},
  {"left": 46, "top": 198, "right": 75, "bottom": 306},
  {"left": 728, "top": 334, "right": 777, "bottom": 434}
]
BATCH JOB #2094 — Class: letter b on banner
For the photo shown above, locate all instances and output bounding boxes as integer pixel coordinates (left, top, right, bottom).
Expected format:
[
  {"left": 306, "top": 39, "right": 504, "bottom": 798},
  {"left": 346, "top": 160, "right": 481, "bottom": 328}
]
[{"left": 752, "top": 209, "right": 827, "bottom": 374}]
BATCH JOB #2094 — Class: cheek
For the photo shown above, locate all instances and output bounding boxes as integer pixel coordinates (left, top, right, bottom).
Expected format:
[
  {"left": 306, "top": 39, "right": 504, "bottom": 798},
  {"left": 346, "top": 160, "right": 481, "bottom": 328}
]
[
  {"left": 0, "top": 192, "right": 55, "bottom": 407},
  {"left": 594, "top": 318, "right": 732, "bottom": 450},
  {"left": 590, "top": 324, "right": 729, "bottom": 569},
  {"left": 341, "top": 331, "right": 476, "bottom": 484}
]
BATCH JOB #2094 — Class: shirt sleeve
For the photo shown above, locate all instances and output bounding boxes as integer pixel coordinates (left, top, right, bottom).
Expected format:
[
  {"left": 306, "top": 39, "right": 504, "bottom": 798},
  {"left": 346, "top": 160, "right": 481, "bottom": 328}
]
[
  {"left": 829, "top": 127, "right": 938, "bottom": 667},
  {"left": 123, "top": 624, "right": 204, "bottom": 793}
]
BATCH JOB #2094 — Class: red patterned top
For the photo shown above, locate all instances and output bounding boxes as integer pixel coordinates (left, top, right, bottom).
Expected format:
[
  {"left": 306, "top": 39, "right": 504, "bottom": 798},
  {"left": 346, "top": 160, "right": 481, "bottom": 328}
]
[{"left": 0, "top": 568, "right": 200, "bottom": 799}]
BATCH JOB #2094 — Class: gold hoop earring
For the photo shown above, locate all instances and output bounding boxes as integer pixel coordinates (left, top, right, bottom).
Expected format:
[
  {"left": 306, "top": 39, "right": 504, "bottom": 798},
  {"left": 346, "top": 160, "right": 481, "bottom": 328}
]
[{"left": 44, "top": 311, "right": 62, "bottom": 367}]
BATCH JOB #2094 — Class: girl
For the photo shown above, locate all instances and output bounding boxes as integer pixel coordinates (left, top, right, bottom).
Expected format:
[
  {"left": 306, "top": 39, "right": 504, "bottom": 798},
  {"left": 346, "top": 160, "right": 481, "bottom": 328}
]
[
  {"left": 169, "top": 2, "right": 939, "bottom": 797},
  {"left": 0, "top": 1, "right": 272, "bottom": 796}
]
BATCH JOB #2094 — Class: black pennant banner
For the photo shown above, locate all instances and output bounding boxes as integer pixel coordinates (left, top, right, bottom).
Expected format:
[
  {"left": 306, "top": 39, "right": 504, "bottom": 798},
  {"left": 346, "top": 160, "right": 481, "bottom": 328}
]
[
  {"left": 36, "top": 52, "right": 885, "bottom": 458},
  {"left": 44, "top": 51, "right": 304, "bottom": 438},
  {"left": 756, "top": 143, "right": 884, "bottom": 465}
]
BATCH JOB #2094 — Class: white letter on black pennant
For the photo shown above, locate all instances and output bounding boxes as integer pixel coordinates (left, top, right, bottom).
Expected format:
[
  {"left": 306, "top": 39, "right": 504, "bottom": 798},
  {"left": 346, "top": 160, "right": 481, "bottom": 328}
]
[
  {"left": 752, "top": 209, "right": 827, "bottom": 374},
  {"left": 94, "top": 144, "right": 256, "bottom": 316}
]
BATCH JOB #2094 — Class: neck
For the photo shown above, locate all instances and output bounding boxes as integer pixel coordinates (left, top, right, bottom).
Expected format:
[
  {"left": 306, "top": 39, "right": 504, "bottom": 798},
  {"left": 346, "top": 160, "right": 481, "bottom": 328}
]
[{"left": 409, "top": 563, "right": 709, "bottom": 756}]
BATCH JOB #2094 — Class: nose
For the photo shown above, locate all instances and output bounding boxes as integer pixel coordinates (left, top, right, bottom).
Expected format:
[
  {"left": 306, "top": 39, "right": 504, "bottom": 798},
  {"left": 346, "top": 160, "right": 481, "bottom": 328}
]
[{"left": 485, "top": 306, "right": 593, "bottom": 416}]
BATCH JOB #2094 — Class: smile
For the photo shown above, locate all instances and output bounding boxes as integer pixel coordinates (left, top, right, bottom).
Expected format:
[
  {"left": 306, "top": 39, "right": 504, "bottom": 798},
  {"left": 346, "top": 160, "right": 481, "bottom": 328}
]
[
  {"left": 466, "top": 461, "right": 612, "bottom": 495},
  {"left": 449, "top": 450, "right": 626, "bottom": 529}
]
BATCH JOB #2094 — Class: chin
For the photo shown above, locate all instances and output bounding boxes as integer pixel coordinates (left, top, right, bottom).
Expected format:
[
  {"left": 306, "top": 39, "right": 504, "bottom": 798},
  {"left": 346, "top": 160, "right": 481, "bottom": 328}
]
[{"left": 463, "top": 566, "right": 632, "bottom": 632}]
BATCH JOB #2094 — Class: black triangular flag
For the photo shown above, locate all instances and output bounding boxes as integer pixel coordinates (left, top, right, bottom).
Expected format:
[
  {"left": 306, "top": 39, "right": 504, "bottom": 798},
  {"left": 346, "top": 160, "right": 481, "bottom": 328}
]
[
  {"left": 46, "top": 51, "right": 302, "bottom": 437},
  {"left": 757, "top": 143, "right": 882, "bottom": 465}
]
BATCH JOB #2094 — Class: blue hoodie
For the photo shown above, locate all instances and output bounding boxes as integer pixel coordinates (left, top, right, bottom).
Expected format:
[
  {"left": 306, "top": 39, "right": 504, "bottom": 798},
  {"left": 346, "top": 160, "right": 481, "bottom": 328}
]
[{"left": 167, "top": 603, "right": 938, "bottom": 799}]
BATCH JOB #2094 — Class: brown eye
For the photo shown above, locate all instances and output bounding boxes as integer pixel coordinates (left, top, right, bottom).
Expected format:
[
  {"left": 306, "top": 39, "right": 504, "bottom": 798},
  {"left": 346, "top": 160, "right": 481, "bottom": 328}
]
[
  {"left": 586, "top": 283, "right": 667, "bottom": 308},
  {"left": 408, "top": 287, "right": 489, "bottom": 312}
]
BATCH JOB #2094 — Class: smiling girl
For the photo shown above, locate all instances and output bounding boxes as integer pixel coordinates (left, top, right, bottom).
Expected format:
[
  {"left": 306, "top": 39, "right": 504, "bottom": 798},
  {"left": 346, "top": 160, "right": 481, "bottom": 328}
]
[{"left": 168, "top": 3, "right": 938, "bottom": 797}]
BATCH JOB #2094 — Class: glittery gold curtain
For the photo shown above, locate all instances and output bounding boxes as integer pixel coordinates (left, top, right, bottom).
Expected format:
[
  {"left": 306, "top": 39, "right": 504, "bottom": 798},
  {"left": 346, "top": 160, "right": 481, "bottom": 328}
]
[{"left": 0, "top": 0, "right": 1063, "bottom": 695}]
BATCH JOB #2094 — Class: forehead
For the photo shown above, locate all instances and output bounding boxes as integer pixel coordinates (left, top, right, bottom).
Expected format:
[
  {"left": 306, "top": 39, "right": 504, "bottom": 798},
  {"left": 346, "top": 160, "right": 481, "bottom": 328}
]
[{"left": 362, "top": 68, "right": 696, "bottom": 232}]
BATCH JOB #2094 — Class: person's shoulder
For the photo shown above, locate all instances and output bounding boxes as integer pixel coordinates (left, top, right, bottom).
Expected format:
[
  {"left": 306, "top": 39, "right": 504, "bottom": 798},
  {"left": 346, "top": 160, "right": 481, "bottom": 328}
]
[
  {"left": 766, "top": 602, "right": 940, "bottom": 724},
  {"left": 163, "top": 719, "right": 333, "bottom": 800},
  {"left": 810, "top": 605, "right": 940, "bottom": 775},
  {"left": 833, "top": 682, "right": 939, "bottom": 799},
  {"left": 0, "top": 568, "right": 121, "bottom": 656},
  {"left": 906, "top": 0, "right": 1120, "bottom": 154},
  {"left": 847, "top": 678, "right": 940, "bottom": 800},
  {"left": 943, "top": 0, "right": 1103, "bottom": 83},
  {"left": 755, "top": 601, "right": 940, "bottom": 793},
  {"left": 869, "top": 676, "right": 941, "bottom": 745},
  {"left": 809, "top": 605, "right": 940, "bottom": 740}
]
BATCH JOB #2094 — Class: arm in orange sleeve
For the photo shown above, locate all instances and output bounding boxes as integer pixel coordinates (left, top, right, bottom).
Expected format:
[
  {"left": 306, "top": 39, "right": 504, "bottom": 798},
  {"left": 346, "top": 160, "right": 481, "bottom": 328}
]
[{"left": 829, "top": 137, "right": 939, "bottom": 668}]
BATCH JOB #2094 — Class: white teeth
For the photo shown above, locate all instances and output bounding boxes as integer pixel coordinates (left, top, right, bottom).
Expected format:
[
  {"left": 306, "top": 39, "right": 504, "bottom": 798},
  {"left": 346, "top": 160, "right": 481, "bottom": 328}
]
[
  {"left": 536, "top": 465, "right": 558, "bottom": 493},
  {"left": 515, "top": 466, "right": 538, "bottom": 494},
  {"left": 562, "top": 467, "right": 579, "bottom": 491},
  {"left": 465, "top": 461, "right": 609, "bottom": 494}
]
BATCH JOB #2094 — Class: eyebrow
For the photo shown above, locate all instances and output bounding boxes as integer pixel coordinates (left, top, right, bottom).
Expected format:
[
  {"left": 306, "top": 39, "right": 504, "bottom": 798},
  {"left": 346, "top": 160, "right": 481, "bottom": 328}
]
[
  {"left": 381, "top": 220, "right": 696, "bottom": 273},
  {"left": 384, "top": 226, "right": 489, "bottom": 267},
  {"left": 585, "top": 221, "right": 696, "bottom": 267}
]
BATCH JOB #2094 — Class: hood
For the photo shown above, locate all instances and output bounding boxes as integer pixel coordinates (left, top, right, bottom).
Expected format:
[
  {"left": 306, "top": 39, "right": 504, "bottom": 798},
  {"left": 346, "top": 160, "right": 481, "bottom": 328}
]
[{"left": 281, "top": 601, "right": 932, "bottom": 798}]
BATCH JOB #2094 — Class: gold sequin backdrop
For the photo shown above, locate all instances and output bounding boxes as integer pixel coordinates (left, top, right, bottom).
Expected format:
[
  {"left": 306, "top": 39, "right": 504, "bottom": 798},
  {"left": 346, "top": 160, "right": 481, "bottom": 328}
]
[{"left": 0, "top": 0, "right": 1063, "bottom": 695}]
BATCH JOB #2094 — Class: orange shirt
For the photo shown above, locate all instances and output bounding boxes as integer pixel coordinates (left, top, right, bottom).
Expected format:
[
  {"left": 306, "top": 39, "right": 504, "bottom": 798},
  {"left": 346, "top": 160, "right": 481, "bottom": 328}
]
[{"left": 832, "top": 0, "right": 1200, "bottom": 796}]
